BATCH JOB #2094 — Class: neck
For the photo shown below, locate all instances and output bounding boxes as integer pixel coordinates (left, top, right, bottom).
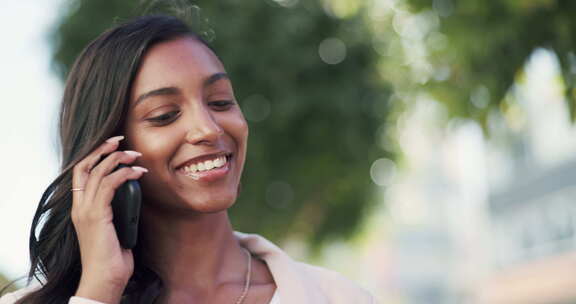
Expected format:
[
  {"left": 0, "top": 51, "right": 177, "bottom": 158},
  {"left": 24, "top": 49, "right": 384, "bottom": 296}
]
[{"left": 138, "top": 207, "right": 247, "bottom": 294}]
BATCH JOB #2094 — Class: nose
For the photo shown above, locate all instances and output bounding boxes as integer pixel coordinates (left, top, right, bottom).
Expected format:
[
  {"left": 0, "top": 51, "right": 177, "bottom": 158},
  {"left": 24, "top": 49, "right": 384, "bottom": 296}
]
[{"left": 184, "top": 107, "right": 224, "bottom": 145}]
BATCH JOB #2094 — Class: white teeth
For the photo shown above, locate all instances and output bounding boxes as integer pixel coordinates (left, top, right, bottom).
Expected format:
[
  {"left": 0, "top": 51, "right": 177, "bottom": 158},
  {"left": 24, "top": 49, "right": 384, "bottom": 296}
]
[
  {"left": 215, "top": 156, "right": 227, "bottom": 168},
  {"left": 205, "top": 160, "right": 214, "bottom": 170},
  {"left": 182, "top": 156, "right": 228, "bottom": 175}
]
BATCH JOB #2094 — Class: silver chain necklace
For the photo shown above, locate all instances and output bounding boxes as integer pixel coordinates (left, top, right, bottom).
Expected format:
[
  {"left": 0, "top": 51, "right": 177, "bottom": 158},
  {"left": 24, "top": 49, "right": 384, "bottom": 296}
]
[{"left": 233, "top": 249, "right": 252, "bottom": 304}]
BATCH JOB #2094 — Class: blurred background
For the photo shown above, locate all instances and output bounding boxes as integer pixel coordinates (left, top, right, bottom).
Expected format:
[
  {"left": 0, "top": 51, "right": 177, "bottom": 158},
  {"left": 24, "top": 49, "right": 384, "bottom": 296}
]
[{"left": 2, "top": 0, "right": 576, "bottom": 303}]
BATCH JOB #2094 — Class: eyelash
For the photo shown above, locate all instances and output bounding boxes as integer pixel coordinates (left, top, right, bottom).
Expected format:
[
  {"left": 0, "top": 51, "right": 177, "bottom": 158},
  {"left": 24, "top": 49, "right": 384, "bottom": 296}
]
[
  {"left": 147, "top": 111, "right": 180, "bottom": 124},
  {"left": 146, "top": 100, "right": 235, "bottom": 125},
  {"left": 209, "top": 100, "right": 235, "bottom": 110}
]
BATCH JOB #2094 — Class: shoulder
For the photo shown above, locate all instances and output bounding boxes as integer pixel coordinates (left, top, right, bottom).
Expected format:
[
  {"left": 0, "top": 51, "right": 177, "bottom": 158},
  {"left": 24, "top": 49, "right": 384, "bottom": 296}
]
[
  {"left": 294, "top": 262, "right": 376, "bottom": 303},
  {"left": 0, "top": 285, "right": 39, "bottom": 304},
  {"left": 235, "top": 232, "right": 376, "bottom": 303}
]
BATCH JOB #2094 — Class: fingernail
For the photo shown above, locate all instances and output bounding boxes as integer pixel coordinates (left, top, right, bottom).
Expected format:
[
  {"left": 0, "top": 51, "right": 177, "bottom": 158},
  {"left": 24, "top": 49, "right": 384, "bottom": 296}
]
[
  {"left": 124, "top": 150, "right": 142, "bottom": 157},
  {"left": 106, "top": 135, "right": 125, "bottom": 143},
  {"left": 131, "top": 166, "right": 148, "bottom": 173}
]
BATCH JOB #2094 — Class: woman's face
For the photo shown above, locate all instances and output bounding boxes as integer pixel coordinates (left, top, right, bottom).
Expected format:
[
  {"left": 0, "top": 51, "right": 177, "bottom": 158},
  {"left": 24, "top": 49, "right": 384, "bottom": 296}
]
[{"left": 124, "top": 37, "right": 248, "bottom": 214}]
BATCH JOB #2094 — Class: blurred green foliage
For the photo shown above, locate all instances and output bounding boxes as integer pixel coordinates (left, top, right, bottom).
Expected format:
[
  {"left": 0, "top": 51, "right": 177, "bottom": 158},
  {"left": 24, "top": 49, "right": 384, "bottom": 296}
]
[
  {"left": 401, "top": 0, "right": 576, "bottom": 127},
  {"left": 51, "top": 0, "right": 389, "bottom": 250}
]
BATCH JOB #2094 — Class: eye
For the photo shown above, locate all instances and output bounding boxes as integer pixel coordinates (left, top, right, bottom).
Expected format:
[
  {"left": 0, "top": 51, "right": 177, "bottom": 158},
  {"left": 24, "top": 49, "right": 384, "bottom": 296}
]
[
  {"left": 209, "top": 100, "right": 235, "bottom": 111},
  {"left": 147, "top": 111, "right": 180, "bottom": 124}
]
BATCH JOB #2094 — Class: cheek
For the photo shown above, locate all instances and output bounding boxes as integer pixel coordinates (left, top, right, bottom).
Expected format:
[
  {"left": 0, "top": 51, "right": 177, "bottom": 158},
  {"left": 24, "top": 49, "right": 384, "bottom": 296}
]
[
  {"left": 128, "top": 128, "right": 180, "bottom": 169},
  {"left": 230, "top": 115, "right": 249, "bottom": 173},
  {"left": 227, "top": 112, "right": 248, "bottom": 146},
  {"left": 131, "top": 130, "right": 178, "bottom": 197}
]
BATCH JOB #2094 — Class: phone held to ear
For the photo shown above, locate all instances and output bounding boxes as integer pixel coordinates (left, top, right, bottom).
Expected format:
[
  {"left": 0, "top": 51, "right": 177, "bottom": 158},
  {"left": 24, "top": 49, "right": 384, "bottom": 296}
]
[{"left": 111, "top": 164, "right": 142, "bottom": 249}]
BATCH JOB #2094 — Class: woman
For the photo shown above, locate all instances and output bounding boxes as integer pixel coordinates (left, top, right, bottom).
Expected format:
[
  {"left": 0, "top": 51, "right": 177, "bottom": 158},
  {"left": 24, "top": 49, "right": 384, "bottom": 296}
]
[{"left": 0, "top": 14, "right": 375, "bottom": 304}]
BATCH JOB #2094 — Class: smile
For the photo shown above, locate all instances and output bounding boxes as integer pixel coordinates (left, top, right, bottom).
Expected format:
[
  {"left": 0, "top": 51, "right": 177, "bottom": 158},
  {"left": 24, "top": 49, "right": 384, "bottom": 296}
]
[
  {"left": 177, "top": 153, "right": 233, "bottom": 181},
  {"left": 183, "top": 155, "right": 227, "bottom": 173}
]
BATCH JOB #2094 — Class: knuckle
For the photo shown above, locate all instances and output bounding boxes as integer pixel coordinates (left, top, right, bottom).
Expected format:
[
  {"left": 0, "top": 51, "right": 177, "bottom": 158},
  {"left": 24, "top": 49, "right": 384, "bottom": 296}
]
[
  {"left": 119, "top": 167, "right": 134, "bottom": 175},
  {"left": 73, "top": 162, "right": 84, "bottom": 175},
  {"left": 111, "top": 151, "right": 126, "bottom": 160},
  {"left": 100, "top": 177, "right": 114, "bottom": 190},
  {"left": 107, "top": 152, "right": 126, "bottom": 166},
  {"left": 101, "top": 172, "right": 124, "bottom": 190},
  {"left": 89, "top": 164, "right": 103, "bottom": 176},
  {"left": 90, "top": 152, "right": 124, "bottom": 175},
  {"left": 88, "top": 153, "right": 103, "bottom": 167}
]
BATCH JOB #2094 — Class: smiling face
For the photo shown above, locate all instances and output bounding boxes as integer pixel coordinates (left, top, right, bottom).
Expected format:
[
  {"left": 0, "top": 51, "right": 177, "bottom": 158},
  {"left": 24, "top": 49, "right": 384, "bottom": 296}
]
[{"left": 123, "top": 37, "right": 248, "bottom": 215}]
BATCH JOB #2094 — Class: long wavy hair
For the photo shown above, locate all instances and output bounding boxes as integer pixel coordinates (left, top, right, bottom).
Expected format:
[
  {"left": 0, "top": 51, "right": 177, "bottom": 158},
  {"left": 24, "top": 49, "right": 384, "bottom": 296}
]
[{"left": 12, "top": 15, "right": 210, "bottom": 304}]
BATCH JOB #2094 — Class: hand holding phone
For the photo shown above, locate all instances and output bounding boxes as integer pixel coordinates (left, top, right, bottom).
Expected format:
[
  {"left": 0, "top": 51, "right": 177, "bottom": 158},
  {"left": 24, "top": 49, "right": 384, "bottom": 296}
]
[{"left": 71, "top": 137, "right": 146, "bottom": 302}]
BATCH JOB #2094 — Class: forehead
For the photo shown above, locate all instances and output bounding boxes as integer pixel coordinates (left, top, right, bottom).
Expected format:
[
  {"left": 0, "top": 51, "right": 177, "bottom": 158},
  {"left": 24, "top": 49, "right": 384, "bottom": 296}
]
[{"left": 131, "top": 37, "right": 225, "bottom": 100}]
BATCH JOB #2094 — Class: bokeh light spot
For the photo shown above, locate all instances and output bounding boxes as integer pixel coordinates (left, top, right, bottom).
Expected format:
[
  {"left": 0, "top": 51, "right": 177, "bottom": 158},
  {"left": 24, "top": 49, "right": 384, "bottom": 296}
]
[
  {"left": 370, "top": 158, "right": 397, "bottom": 186},
  {"left": 471, "top": 85, "right": 490, "bottom": 109},
  {"left": 242, "top": 94, "right": 271, "bottom": 122},
  {"left": 321, "top": 0, "right": 361, "bottom": 19},
  {"left": 319, "top": 37, "right": 347, "bottom": 65},
  {"left": 272, "top": 0, "right": 299, "bottom": 8}
]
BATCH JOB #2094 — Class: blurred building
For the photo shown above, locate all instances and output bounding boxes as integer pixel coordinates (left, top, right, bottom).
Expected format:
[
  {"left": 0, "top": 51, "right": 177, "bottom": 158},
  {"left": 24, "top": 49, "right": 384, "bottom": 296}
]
[
  {"left": 475, "top": 50, "right": 576, "bottom": 304},
  {"left": 357, "top": 49, "right": 576, "bottom": 304},
  {"left": 478, "top": 159, "right": 576, "bottom": 304}
]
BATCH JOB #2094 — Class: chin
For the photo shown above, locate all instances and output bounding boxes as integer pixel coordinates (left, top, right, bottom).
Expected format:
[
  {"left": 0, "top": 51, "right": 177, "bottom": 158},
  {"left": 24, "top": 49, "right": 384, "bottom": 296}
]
[
  {"left": 182, "top": 191, "right": 238, "bottom": 213},
  {"left": 141, "top": 188, "right": 237, "bottom": 216},
  {"left": 190, "top": 199, "right": 235, "bottom": 213}
]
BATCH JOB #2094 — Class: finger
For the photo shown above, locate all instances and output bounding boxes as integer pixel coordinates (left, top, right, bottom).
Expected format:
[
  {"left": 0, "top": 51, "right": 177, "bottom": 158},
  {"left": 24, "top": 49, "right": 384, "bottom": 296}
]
[
  {"left": 73, "top": 166, "right": 147, "bottom": 226},
  {"left": 72, "top": 136, "right": 125, "bottom": 188},
  {"left": 82, "top": 150, "right": 143, "bottom": 207},
  {"left": 92, "top": 166, "right": 148, "bottom": 210},
  {"left": 72, "top": 136, "right": 125, "bottom": 205}
]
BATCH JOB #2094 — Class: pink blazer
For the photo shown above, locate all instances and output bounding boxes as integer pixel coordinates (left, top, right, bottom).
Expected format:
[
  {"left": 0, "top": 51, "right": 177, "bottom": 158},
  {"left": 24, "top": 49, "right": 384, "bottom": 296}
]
[{"left": 1, "top": 232, "right": 376, "bottom": 303}]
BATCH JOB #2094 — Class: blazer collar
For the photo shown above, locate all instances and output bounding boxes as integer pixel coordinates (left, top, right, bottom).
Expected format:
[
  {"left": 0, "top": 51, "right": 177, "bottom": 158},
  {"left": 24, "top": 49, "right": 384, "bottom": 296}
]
[{"left": 234, "top": 232, "right": 328, "bottom": 304}]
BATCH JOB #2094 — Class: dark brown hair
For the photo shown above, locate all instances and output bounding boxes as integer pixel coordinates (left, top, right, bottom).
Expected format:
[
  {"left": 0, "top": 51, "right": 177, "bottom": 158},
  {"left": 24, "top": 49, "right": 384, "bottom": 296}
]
[{"left": 13, "top": 15, "right": 210, "bottom": 304}]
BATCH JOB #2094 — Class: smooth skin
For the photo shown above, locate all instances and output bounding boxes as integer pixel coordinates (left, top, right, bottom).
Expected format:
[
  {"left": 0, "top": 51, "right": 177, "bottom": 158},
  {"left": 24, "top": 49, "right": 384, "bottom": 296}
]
[{"left": 71, "top": 37, "right": 276, "bottom": 304}]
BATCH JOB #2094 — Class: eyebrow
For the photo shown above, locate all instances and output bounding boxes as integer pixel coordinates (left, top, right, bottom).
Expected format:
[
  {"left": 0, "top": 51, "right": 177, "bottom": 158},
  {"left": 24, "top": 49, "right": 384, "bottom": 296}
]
[
  {"left": 133, "top": 87, "right": 180, "bottom": 108},
  {"left": 204, "top": 72, "right": 229, "bottom": 87},
  {"left": 133, "top": 72, "right": 230, "bottom": 108}
]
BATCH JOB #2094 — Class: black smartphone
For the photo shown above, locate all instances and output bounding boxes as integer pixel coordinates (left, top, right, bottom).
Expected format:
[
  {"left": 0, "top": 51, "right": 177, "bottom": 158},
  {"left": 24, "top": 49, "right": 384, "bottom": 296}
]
[{"left": 111, "top": 164, "right": 142, "bottom": 249}]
